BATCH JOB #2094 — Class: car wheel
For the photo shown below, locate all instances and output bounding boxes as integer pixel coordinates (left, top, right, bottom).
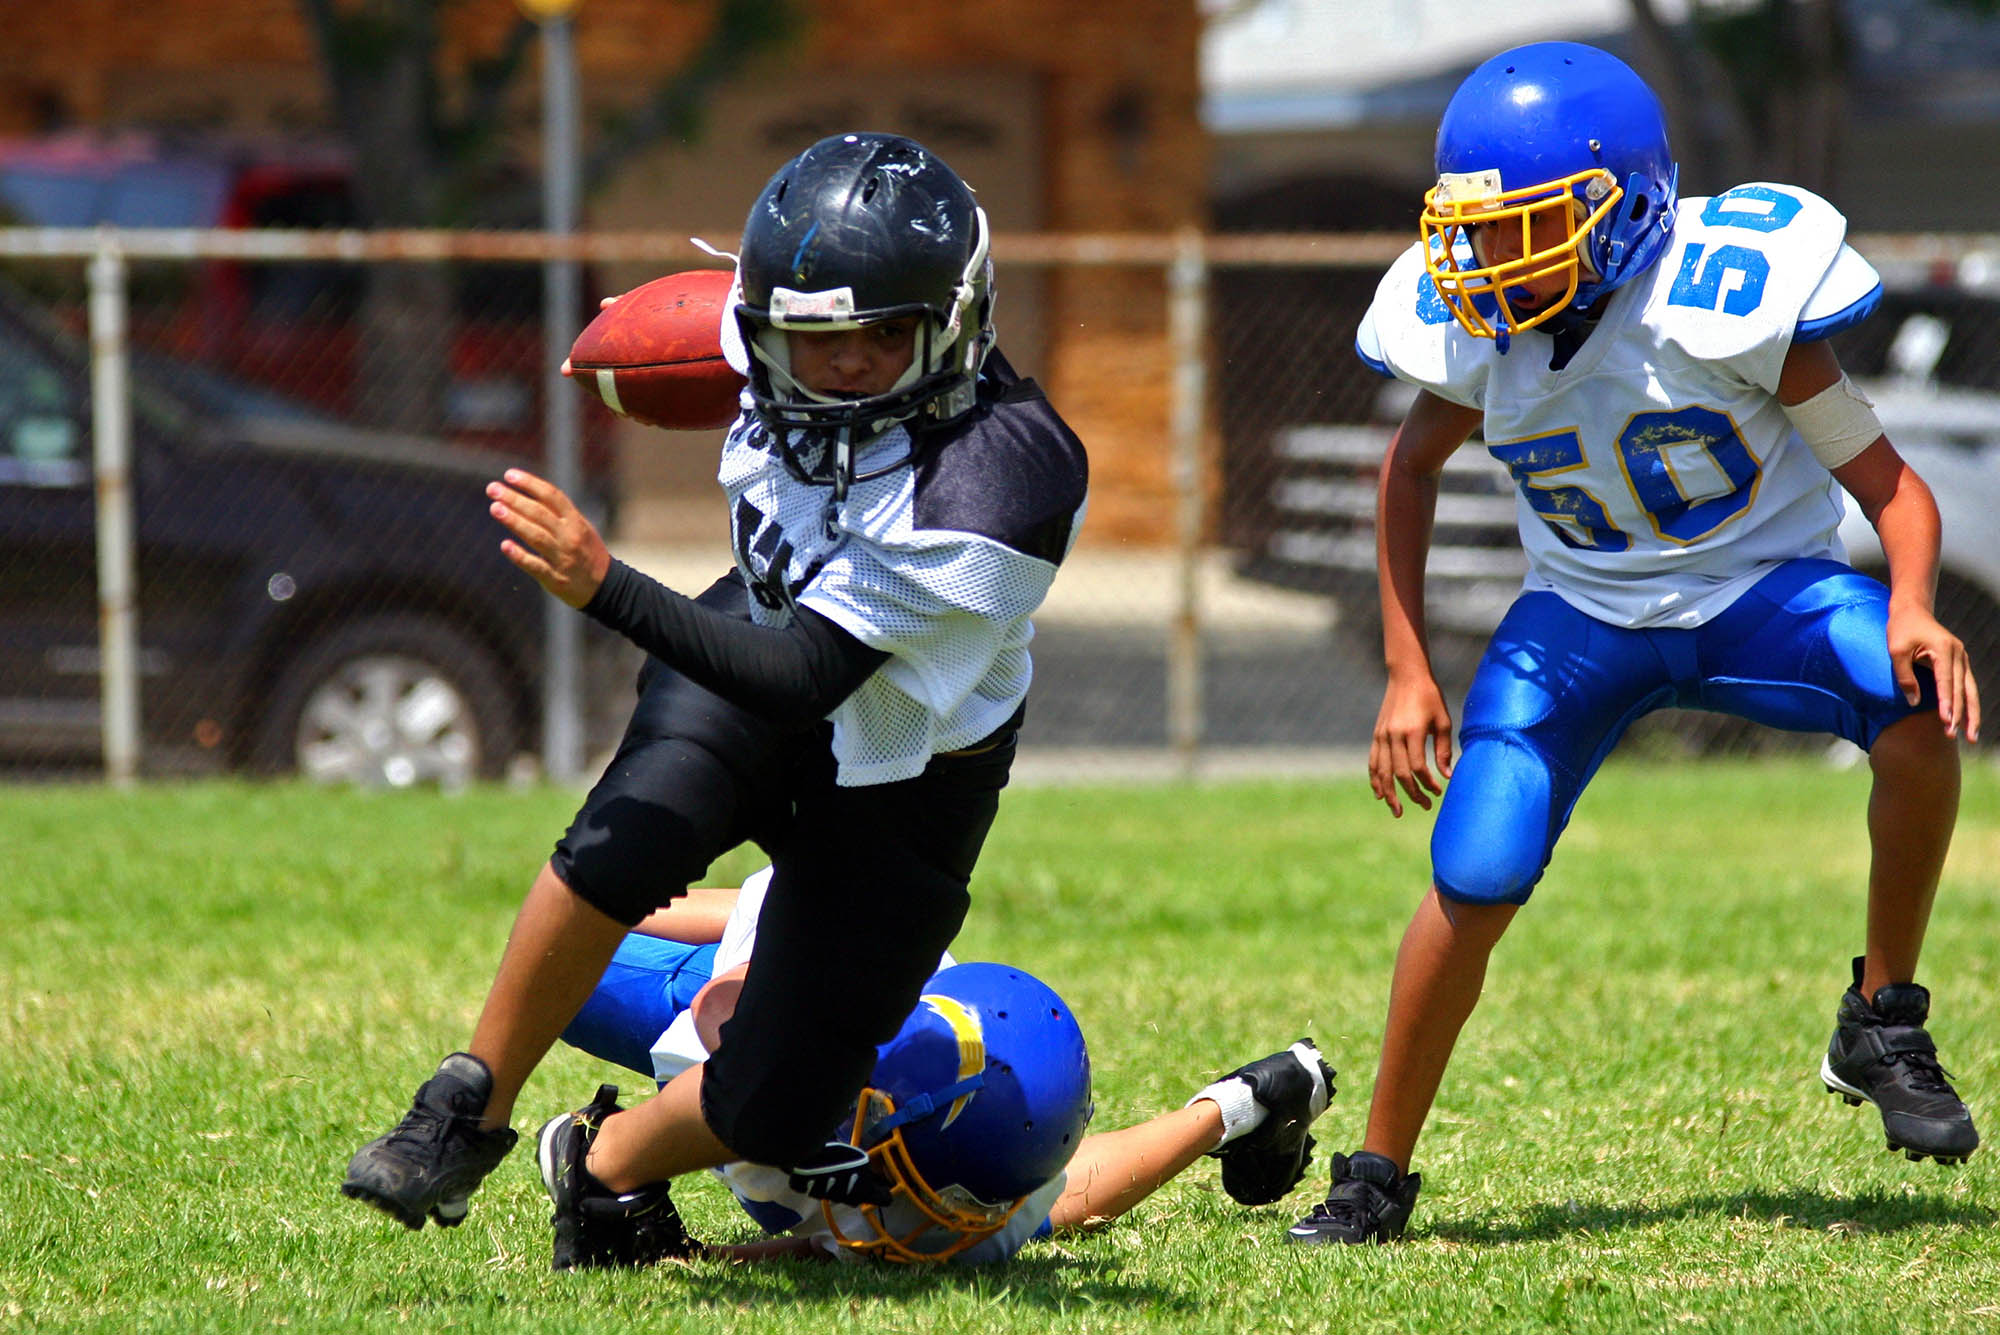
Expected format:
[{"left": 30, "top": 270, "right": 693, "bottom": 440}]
[{"left": 251, "top": 614, "right": 522, "bottom": 786}]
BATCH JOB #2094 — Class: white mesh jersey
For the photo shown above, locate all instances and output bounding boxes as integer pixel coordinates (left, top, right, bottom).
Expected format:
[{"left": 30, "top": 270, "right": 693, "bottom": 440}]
[
  {"left": 715, "top": 367, "right": 1088, "bottom": 784},
  {"left": 1357, "top": 182, "right": 1885, "bottom": 628},
  {"left": 646, "top": 872, "right": 1059, "bottom": 1265}
]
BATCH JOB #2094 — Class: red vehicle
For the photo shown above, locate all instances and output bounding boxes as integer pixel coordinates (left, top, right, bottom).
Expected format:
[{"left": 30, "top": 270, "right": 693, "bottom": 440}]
[{"left": 0, "top": 131, "right": 609, "bottom": 475}]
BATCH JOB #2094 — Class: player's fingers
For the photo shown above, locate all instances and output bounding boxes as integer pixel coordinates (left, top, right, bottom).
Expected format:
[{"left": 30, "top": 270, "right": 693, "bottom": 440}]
[
  {"left": 1394, "top": 740, "right": 1436, "bottom": 811},
  {"left": 1433, "top": 723, "right": 1455, "bottom": 781},
  {"left": 1940, "top": 644, "right": 1975, "bottom": 740},
  {"left": 501, "top": 468, "right": 573, "bottom": 514},
  {"left": 1965, "top": 667, "right": 1982, "bottom": 744},
  {"left": 488, "top": 497, "right": 555, "bottom": 551},
  {"left": 1373, "top": 763, "right": 1404, "bottom": 817},
  {"left": 490, "top": 480, "right": 574, "bottom": 538},
  {"left": 498, "top": 538, "right": 557, "bottom": 588},
  {"left": 1398, "top": 772, "right": 1434, "bottom": 811},
  {"left": 1415, "top": 742, "right": 1443, "bottom": 796},
  {"left": 1368, "top": 737, "right": 1399, "bottom": 812},
  {"left": 1931, "top": 646, "right": 1962, "bottom": 737},
  {"left": 1892, "top": 651, "right": 1922, "bottom": 708}
]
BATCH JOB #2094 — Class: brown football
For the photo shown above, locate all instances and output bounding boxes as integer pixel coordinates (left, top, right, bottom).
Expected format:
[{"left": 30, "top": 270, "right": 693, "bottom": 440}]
[{"left": 566, "top": 268, "right": 745, "bottom": 431}]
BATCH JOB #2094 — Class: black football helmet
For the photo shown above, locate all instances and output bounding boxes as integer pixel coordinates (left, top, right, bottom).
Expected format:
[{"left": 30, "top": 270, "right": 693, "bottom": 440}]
[{"left": 732, "top": 132, "right": 994, "bottom": 498}]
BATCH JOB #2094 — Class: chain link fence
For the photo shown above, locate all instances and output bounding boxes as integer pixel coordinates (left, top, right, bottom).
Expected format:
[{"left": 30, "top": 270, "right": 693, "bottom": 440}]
[{"left": 3, "top": 227, "right": 1998, "bottom": 786}]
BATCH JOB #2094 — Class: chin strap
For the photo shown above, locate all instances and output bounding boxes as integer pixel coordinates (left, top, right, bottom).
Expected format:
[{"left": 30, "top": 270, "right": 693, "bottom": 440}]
[
  {"left": 861, "top": 1073, "right": 987, "bottom": 1141},
  {"left": 831, "top": 426, "right": 854, "bottom": 505}
]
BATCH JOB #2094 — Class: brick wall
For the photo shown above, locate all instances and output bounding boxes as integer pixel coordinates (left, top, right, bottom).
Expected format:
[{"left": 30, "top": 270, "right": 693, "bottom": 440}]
[{"left": 0, "top": 0, "right": 1206, "bottom": 546}]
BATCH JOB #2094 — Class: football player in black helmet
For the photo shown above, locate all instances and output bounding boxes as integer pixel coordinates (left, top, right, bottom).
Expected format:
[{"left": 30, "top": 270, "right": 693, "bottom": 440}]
[
  {"left": 730, "top": 132, "right": 996, "bottom": 498},
  {"left": 340, "top": 133, "right": 1093, "bottom": 1251}
]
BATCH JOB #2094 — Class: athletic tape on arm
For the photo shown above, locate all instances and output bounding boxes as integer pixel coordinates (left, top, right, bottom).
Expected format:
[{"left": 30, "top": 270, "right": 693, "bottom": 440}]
[{"left": 1782, "top": 372, "right": 1884, "bottom": 470}]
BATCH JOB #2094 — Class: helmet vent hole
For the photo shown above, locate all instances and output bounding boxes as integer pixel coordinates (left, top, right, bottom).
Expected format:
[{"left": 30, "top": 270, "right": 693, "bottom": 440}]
[
  {"left": 995, "top": 1009, "right": 1009, "bottom": 1020},
  {"left": 1629, "top": 197, "right": 1649, "bottom": 223},
  {"left": 862, "top": 176, "right": 881, "bottom": 203},
  {"left": 774, "top": 179, "right": 788, "bottom": 203}
]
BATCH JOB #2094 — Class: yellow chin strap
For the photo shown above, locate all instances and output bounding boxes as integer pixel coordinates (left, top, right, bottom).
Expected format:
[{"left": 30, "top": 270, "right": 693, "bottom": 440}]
[{"left": 1420, "top": 166, "right": 1618, "bottom": 340}]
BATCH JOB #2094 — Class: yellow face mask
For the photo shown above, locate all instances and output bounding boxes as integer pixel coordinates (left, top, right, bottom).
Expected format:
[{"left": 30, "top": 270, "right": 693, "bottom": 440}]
[
  {"left": 1420, "top": 166, "right": 1620, "bottom": 339},
  {"left": 818, "top": 990, "right": 1023, "bottom": 1264},
  {"left": 817, "top": 1086, "right": 1029, "bottom": 1264}
]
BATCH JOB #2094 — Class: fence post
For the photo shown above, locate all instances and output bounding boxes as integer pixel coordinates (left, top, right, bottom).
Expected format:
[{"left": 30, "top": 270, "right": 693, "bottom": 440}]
[
  {"left": 88, "top": 230, "right": 141, "bottom": 786},
  {"left": 539, "top": 12, "right": 586, "bottom": 783},
  {"left": 1166, "top": 227, "right": 1208, "bottom": 778}
]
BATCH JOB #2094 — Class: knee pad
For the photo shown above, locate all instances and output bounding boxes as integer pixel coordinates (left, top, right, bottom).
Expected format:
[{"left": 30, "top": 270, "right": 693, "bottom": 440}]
[
  {"left": 1431, "top": 736, "right": 1559, "bottom": 906},
  {"left": 552, "top": 734, "right": 773, "bottom": 926}
]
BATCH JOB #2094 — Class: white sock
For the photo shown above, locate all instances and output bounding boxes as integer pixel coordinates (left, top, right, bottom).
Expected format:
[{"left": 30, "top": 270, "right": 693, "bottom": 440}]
[{"left": 1188, "top": 1077, "right": 1265, "bottom": 1148}]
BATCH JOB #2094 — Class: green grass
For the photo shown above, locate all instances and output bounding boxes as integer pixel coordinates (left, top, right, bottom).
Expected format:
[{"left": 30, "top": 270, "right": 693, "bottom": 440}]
[{"left": 3, "top": 760, "right": 1998, "bottom": 1332}]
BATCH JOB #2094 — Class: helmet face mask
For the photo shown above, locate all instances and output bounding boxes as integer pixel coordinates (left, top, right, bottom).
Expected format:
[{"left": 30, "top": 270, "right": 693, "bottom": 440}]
[
  {"left": 817, "top": 963, "right": 1093, "bottom": 1264},
  {"left": 1424, "top": 42, "right": 1679, "bottom": 347},
  {"left": 1423, "top": 168, "right": 1618, "bottom": 340},
  {"left": 821, "top": 1087, "right": 1029, "bottom": 1264},
  {"left": 734, "top": 132, "right": 996, "bottom": 496}
]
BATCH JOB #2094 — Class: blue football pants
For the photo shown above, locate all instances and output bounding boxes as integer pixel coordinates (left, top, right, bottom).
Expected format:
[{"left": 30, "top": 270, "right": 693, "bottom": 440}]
[
  {"left": 1433, "top": 559, "right": 1932, "bottom": 906},
  {"left": 559, "top": 933, "right": 719, "bottom": 1083}
]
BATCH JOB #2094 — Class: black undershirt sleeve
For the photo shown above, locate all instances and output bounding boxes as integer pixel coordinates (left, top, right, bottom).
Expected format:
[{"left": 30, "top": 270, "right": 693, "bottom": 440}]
[{"left": 581, "top": 558, "right": 889, "bottom": 728}]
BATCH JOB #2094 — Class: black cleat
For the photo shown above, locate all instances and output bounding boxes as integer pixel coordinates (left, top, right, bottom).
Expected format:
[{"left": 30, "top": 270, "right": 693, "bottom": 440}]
[
  {"left": 1821, "top": 957, "right": 1979, "bottom": 1165},
  {"left": 341, "top": 1052, "right": 518, "bottom": 1229},
  {"left": 1208, "top": 1039, "right": 1336, "bottom": 1206},
  {"left": 1287, "top": 1151, "right": 1422, "bottom": 1245},
  {"left": 537, "top": 1084, "right": 697, "bottom": 1270}
]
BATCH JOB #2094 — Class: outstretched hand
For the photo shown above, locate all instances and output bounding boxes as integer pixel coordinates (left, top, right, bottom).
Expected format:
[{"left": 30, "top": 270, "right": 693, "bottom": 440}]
[{"left": 487, "top": 468, "right": 611, "bottom": 608}]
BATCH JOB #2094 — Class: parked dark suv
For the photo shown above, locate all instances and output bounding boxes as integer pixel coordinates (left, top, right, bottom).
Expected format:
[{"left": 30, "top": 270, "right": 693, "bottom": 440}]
[{"left": 0, "top": 276, "right": 601, "bottom": 783}]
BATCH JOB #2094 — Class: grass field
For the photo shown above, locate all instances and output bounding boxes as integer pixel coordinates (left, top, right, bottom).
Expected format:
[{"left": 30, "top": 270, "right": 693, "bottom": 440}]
[{"left": 4, "top": 759, "right": 1998, "bottom": 1333}]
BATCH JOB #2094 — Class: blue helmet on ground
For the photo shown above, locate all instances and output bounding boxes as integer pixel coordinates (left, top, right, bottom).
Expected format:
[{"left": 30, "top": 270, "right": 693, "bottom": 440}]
[
  {"left": 1422, "top": 41, "right": 1679, "bottom": 342},
  {"left": 826, "top": 961, "right": 1093, "bottom": 1263}
]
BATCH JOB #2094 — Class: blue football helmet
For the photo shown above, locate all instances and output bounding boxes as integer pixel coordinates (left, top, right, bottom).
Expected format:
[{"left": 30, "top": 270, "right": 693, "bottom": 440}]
[
  {"left": 1422, "top": 41, "right": 1679, "bottom": 344},
  {"left": 822, "top": 962, "right": 1093, "bottom": 1263}
]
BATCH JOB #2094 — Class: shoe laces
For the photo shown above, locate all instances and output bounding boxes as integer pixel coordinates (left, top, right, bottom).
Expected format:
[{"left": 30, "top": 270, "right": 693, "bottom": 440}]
[
  {"left": 1302, "top": 1179, "right": 1381, "bottom": 1232},
  {"left": 1883, "top": 1046, "right": 1957, "bottom": 1095},
  {"left": 383, "top": 1099, "right": 480, "bottom": 1153}
]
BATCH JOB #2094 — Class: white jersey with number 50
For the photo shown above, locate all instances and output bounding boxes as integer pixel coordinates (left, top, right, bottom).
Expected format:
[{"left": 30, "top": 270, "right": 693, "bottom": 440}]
[{"left": 1358, "top": 182, "right": 1885, "bottom": 629}]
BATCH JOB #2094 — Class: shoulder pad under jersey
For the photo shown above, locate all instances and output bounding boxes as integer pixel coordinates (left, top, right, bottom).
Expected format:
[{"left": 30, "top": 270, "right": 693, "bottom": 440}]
[
  {"left": 1354, "top": 241, "right": 1495, "bottom": 410},
  {"left": 1635, "top": 183, "right": 1877, "bottom": 390}
]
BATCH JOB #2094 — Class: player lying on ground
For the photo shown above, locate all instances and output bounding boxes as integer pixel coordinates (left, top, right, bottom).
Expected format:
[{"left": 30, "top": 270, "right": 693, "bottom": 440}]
[
  {"left": 535, "top": 868, "right": 1336, "bottom": 1267},
  {"left": 1289, "top": 41, "right": 1982, "bottom": 1248},
  {"left": 340, "top": 133, "right": 1089, "bottom": 1235}
]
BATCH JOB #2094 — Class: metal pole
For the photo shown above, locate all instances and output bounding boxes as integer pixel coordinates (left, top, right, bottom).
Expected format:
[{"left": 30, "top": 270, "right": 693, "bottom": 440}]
[
  {"left": 1166, "top": 228, "right": 1208, "bottom": 778},
  {"left": 540, "top": 13, "right": 585, "bottom": 782},
  {"left": 88, "top": 232, "right": 141, "bottom": 786}
]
